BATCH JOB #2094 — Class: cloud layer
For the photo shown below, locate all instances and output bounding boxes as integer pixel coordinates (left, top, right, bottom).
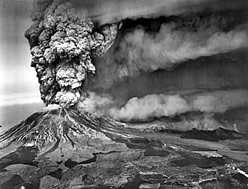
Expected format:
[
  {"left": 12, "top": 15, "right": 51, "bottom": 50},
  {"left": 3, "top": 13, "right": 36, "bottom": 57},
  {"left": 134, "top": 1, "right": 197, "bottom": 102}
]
[
  {"left": 71, "top": 0, "right": 247, "bottom": 24},
  {"left": 115, "top": 21, "right": 247, "bottom": 78},
  {"left": 79, "top": 90, "right": 248, "bottom": 122}
]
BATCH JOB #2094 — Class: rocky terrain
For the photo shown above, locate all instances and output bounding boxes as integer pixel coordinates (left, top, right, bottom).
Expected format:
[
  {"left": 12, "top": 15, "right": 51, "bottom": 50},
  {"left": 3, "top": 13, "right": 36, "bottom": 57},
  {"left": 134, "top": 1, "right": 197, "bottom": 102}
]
[{"left": 0, "top": 108, "right": 247, "bottom": 189}]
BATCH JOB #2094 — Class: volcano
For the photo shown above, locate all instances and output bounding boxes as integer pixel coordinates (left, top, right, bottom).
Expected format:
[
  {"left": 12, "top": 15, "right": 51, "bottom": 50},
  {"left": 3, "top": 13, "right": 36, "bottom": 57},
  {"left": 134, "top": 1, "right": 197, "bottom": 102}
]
[
  {"left": 1, "top": 106, "right": 248, "bottom": 188},
  {"left": 1, "top": 0, "right": 248, "bottom": 188}
]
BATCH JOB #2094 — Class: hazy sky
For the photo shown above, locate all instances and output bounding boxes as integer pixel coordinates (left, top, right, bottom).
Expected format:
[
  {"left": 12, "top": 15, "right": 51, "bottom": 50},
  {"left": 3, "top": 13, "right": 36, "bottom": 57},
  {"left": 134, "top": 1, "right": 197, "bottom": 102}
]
[{"left": 0, "top": 0, "right": 41, "bottom": 105}]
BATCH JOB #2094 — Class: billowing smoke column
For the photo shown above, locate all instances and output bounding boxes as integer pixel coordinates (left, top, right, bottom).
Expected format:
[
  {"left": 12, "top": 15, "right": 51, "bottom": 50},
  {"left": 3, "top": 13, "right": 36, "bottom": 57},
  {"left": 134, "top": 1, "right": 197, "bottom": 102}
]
[
  {"left": 25, "top": 0, "right": 248, "bottom": 125},
  {"left": 25, "top": 0, "right": 118, "bottom": 108}
]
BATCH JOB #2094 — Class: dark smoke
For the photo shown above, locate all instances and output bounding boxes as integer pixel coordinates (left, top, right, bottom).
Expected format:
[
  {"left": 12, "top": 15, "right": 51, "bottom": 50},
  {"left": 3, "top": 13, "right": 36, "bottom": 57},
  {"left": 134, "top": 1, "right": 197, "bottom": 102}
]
[
  {"left": 25, "top": 0, "right": 248, "bottom": 125},
  {"left": 25, "top": 0, "right": 118, "bottom": 107},
  {"left": 71, "top": 0, "right": 247, "bottom": 25},
  {"left": 81, "top": 1, "right": 247, "bottom": 122},
  {"left": 90, "top": 14, "right": 247, "bottom": 89}
]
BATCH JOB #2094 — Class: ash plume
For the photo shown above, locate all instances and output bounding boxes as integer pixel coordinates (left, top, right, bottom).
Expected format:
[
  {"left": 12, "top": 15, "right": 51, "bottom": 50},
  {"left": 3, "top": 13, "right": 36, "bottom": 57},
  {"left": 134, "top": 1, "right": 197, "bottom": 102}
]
[
  {"left": 25, "top": 0, "right": 118, "bottom": 108},
  {"left": 24, "top": 0, "right": 248, "bottom": 125}
]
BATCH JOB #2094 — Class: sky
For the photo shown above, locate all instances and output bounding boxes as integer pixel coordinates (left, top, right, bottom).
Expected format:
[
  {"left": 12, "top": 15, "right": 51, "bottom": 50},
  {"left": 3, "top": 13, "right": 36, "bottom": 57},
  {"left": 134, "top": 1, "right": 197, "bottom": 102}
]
[
  {"left": 0, "top": 0, "right": 43, "bottom": 127},
  {"left": 0, "top": 0, "right": 41, "bottom": 106}
]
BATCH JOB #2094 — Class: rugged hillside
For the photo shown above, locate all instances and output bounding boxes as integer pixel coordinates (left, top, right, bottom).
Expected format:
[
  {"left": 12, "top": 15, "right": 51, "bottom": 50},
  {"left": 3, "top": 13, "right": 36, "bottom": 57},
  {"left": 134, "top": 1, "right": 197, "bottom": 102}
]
[{"left": 0, "top": 108, "right": 247, "bottom": 189}]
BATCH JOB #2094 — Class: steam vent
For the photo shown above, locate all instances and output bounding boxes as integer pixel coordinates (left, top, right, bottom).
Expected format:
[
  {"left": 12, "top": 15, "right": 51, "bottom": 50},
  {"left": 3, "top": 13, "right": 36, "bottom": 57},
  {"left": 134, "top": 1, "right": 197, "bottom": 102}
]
[{"left": 0, "top": 0, "right": 248, "bottom": 188}]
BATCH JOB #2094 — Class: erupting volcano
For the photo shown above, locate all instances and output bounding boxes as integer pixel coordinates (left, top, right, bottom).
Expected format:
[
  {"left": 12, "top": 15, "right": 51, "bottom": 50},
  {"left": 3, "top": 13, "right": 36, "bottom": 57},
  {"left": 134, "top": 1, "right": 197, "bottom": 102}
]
[{"left": 0, "top": 0, "right": 248, "bottom": 188}]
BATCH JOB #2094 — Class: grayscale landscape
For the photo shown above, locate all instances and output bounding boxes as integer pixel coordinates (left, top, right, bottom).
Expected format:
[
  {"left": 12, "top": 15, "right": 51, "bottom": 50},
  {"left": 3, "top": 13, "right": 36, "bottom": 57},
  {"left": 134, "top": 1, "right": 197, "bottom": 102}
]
[{"left": 0, "top": 0, "right": 247, "bottom": 188}]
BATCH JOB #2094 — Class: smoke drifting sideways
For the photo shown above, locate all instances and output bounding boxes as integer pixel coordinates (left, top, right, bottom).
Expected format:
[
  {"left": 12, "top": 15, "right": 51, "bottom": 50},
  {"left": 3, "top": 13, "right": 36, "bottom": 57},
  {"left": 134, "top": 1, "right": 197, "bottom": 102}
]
[
  {"left": 77, "top": 0, "right": 248, "bottom": 123},
  {"left": 79, "top": 90, "right": 248, "bottom": 122},
  {"left": 91, "top": 14, "right": 248, "bottom": 89},
  {"left": 25, "top": 0, "right": 248, "bottom": 125},
  {"left": 71, "top": 0, "right": 247, "bottom": 25}
]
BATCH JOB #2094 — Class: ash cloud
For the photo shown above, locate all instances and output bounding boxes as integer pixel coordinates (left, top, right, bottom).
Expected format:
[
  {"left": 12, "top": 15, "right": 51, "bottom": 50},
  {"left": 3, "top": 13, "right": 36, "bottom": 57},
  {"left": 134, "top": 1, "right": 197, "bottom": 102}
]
[
  {"left": 80, "top": 90, "right": 248, "bottom": 122},
  {"left": 71, "top": 0, "right": 247, "bottom": 25},
  {"left": 91, "top": 13, "right": 248, "bottom": 89},
  {"left": 115, "top": 20, "right": 247, "bottom": 78},
  {"left": 25, "top": 0, "right": 248, "bottom": 124},
  {"left": 25, "top": 0, "right": 118, "bottom": 107}
]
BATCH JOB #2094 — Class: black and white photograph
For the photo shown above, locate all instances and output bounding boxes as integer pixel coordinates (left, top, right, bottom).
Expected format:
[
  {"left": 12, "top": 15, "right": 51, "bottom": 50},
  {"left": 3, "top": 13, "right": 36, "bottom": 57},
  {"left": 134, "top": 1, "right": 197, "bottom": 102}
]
[{"left": 0, "top": 0, "right": 248, "bottom": 188}]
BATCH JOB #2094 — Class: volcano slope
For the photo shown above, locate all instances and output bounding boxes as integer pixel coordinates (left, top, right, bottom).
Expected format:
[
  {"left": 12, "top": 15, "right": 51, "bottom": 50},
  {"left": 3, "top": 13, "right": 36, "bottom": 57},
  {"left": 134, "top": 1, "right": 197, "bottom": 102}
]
[
  {"left": 1, "top": 0, "right": 248, "bottom": 188},
  {"left": 0, "top": 106, "right": 248, "bottom": 188}
]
